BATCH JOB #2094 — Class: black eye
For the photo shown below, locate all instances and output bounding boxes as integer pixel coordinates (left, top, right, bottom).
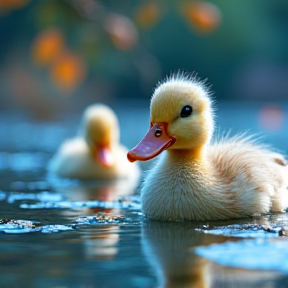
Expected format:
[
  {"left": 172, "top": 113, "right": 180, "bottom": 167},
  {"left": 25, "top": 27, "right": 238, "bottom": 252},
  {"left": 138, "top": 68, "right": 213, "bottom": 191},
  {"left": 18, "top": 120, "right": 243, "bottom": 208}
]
[{"left": 180, "top": 105, "right": 193, "bottom": 118}]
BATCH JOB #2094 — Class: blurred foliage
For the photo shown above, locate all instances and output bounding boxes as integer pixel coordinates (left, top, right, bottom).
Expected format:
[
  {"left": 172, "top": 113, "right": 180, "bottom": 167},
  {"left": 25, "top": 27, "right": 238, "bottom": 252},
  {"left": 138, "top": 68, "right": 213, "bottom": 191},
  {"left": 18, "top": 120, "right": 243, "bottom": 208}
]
[
  {"left": 181, "top": 1, "right": 221, "bottom": 33},
  {"left": 0, "top": 0, "right": 287, "bottom": 119},
  {"left": 0, "top": 0, "right": 31, "bottom": 10},
  {"left": 32, "top": 28, "right": 86, "bottom": 92}
]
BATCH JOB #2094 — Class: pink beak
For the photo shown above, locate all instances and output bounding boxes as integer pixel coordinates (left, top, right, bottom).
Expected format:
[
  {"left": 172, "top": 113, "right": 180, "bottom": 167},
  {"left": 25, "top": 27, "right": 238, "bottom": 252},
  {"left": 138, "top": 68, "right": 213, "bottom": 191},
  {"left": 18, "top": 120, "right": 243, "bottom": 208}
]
[
  {"left": 95, "top": 144, "right": 115, "bottom": 167},
  {"left": 127, "top": 123, "right": 176, "bottom": 162}
]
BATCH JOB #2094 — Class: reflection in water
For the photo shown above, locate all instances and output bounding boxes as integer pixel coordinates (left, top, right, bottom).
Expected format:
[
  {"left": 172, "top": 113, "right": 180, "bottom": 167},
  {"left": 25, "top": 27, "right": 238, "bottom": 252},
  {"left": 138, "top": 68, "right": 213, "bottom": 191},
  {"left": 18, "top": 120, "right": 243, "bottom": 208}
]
[
  {"left": 70, "top": 178, "right": 139, "bottom": 261},
  {"left": 46, "top": 170, "right": 141, "bottom": 216},
  {"left": 52, "top": 174, "right": 141, "bottom": 262},
  {"left": 82, "top": 226, "right": 120, "bottom": 260},
  {"left": 53, "top": 179, "right": 138, "bottom": 202},
  {"left": 141, "top": 221, "right": 227, "bottom": 288},
  {"left": 48, "top": 169, "right": 141, "bottom": 202},
  {"left": 141, "top": 220, "right": 284, "bottom": 288}
]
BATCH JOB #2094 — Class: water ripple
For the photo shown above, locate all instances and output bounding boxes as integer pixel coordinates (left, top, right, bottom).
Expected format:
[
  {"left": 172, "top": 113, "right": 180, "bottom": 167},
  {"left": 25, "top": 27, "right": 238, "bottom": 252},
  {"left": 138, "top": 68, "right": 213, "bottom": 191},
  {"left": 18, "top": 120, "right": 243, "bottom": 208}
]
[
  {"left": 195, "top": 239, "right": 288, "bottom": 273},
  {"left": 20, "top": 199, "right": 141, "bottom": 210},
  {"left": 74, "top": 213, "right": 126, "bottom": 225},
  {"left": 7, "top": 191, "right": 64, "bottom": 204},
  {"left": 40, "top": 225, "right": 75, "bottom": 234},
  {"left": 196, "top": 223, "right": 287, "bottom": 238},
  {"left": 0, "top": 219, "right": 73, "bottom": 234},
  {"left": 0, "top": 212, "right": 136, "bottom": 235}
]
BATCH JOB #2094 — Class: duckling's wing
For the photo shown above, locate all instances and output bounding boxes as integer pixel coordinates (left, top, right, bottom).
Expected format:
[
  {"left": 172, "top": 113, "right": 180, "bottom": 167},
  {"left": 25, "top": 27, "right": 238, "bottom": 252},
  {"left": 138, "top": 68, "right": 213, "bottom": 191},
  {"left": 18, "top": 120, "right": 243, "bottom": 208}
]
[{"left": 208, "top": 134, "right": 288, "bottom": 213}]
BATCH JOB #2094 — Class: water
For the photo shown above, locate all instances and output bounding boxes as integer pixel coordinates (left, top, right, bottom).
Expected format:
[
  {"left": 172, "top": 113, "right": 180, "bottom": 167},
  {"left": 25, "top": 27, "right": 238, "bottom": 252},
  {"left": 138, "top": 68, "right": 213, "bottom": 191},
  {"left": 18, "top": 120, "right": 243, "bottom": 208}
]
[
  {"left": 196, "top": 239, "right": 288, "bottom": 273},
  {"left": 1, "top": 101, "right": 288, "bottom": 288}
]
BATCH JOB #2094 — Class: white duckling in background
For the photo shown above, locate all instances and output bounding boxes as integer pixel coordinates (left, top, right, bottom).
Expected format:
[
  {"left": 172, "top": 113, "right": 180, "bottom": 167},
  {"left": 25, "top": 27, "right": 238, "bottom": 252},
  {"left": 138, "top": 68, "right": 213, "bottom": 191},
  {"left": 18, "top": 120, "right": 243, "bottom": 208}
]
[
  {"left": 128, "top": 73, "right": 288, "bottom": 221},
  {"left": 49, "top": 104, "right": 140, "bottom": 181}
]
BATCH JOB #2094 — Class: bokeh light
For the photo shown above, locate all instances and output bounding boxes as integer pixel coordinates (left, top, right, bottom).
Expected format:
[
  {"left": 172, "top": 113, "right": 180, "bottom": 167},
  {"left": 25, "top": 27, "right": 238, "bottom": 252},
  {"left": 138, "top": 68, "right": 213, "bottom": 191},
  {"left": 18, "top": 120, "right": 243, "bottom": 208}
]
[
  {"left": 0, "top": 0, "right": 30, "bottom": 11},
  {"left": 182, "top": 1, "right": 221, "bottom": 33},
  {"left": 105, "top": 13, "right": 138, "bottom": 51},
  {"left": 32, "top": 28, "right": 65, "bottom": 67},
  {"left": 259, "top": 105, "right": 285, "bottom": 131},
  {"left": 50, "top": 51, "right": 87, "bottom": 93},
  {"left": 134, "top": 2, "right": 161, "bottom": 29}
]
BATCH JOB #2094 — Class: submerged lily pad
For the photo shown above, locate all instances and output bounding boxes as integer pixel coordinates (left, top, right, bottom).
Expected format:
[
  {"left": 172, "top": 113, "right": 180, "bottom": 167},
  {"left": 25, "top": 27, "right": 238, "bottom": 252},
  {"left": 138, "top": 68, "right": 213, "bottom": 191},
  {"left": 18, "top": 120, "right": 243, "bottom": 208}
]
[{"left": 195, "top": 239, "right": 288, "bottom": 273}]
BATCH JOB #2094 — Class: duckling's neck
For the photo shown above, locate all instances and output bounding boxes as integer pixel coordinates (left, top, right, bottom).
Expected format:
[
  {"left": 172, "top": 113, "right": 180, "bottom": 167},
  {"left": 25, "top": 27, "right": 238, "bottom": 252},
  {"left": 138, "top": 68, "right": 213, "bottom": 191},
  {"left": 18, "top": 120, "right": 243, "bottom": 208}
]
[
  {"left": 167, "top": 146, "right": 208, "bottom": 163},
  {"left": 166, "top": 146, "right": 213, "bottom": 180}
]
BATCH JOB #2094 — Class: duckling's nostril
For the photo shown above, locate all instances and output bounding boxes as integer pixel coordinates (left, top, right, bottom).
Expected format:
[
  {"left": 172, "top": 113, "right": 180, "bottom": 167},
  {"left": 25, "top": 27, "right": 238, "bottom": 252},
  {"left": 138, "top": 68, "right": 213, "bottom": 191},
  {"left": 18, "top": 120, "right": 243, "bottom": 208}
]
[{"left": 155, "top": 129, "right": 162, "bottom": 137}]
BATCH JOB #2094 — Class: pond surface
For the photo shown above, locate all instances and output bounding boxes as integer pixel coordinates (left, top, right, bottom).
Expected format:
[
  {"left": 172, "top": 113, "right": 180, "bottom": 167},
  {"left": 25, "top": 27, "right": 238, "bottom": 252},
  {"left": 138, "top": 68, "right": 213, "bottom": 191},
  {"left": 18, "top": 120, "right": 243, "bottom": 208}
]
[{"left": 1, "top": 101, "right": 288, "bottom": 288}]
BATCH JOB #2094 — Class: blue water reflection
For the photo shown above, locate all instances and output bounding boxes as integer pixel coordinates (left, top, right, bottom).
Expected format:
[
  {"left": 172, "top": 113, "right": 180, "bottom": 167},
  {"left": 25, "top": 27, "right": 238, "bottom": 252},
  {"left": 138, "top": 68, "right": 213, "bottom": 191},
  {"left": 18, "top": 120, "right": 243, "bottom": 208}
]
[{"left": 196, "top": 239, "right": 288, "bottom": 273}]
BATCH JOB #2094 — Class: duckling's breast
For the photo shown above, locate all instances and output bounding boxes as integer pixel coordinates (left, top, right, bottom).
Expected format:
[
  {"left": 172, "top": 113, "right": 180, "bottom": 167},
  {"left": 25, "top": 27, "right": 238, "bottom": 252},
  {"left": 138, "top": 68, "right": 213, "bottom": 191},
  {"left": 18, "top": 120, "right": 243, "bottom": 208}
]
[{"left": 140, "top": 153, "right": 234, "bottom": 221}]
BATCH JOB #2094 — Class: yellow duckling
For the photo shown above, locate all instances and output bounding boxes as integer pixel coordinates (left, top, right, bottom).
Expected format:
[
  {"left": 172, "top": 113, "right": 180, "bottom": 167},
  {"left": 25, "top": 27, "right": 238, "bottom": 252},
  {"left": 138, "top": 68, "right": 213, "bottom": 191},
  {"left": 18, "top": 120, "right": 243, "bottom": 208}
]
[
  {"left": 128, "top": 74, "right": 288, "bottom": 221},
  {"left": 49, "top": 104, "right": 140, "bottom": 181}
]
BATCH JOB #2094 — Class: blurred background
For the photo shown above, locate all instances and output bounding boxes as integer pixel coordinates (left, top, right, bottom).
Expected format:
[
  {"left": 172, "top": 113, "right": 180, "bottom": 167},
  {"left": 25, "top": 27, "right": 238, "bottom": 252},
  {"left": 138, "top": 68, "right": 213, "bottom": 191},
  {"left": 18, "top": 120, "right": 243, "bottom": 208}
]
[{"left": 0, "top": 0, "right": 287, "bottom": 121}]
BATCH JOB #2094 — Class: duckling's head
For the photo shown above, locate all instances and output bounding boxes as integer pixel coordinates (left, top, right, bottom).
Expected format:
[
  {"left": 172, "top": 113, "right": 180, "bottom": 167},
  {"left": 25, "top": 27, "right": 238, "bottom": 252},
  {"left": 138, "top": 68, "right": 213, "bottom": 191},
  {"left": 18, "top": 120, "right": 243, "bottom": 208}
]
[
  {"left": 82, "top": 104, "right": 120, "bottom": 167},
  {"left": 128, "top": 74, "right": 214, "bottom": 162}
]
